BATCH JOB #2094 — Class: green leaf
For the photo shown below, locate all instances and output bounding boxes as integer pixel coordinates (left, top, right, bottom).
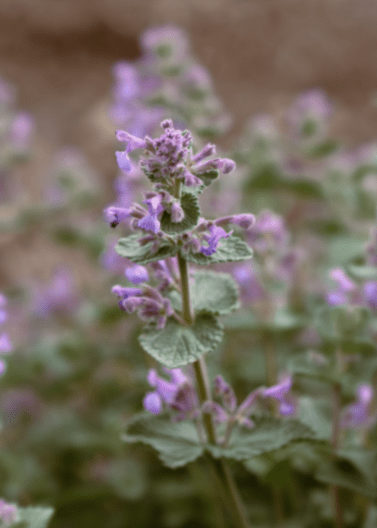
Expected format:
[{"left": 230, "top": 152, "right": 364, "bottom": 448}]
[
  {"left": 122, "top": 413, "right": 203, "bottom": 468},
  {"left": 315, "top": 305, "right": 371, "bottom": 342},
  {"left": 138, "top": 313, "right": 224, "bottom": 368},
  {"left": 346, "top": 263, "right": 377, "bottom": 281},
  {"left": 288, "top": 351, "right": 335, "bottom": 384},
  {"left": 207, "top": 416, "right": 315, "bottom": 461},
  {"left": 196, "top": 169, "right": 219, "bottom": 186},
  {"left": 160, "top": 193, "right": 200, "bottom": 234},
  {"left": 115, "top": 233, "right": 177, "bottom": 265},
  {"left": 316, "top": 448, "right": 377, "bottom": 498},
  {"left": 192, "top": 271, "right": 239, "bottom": 315},
  {"left": 17, "top": 507, "right": 54, "bottom": 528},
  {"left": 184, "top": 235, "right": 253, "bottom": 265}
]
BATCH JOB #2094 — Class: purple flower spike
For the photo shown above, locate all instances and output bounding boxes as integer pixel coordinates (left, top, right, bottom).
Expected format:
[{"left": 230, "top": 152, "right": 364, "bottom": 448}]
[
  {"left": 363, "top": 281, "right": 377, "bottom": 310},
  {"left": 326, "top": 290, "right": 348, "bottom": 307},
  {"left": 104, "top": 206, "right": 131, "bottom": 228},
  {"left": 200, "top": 225, "right": 233, "bottom": 256},
  {"left": 125, "top": 264, "right": 149, "bottom": 284},
  {"left": 143, "top": 391, "right": 162, "bottom": 414}
]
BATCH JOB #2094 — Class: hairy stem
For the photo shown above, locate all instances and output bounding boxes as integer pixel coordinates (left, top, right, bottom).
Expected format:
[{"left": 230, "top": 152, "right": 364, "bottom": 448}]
[
  {"left": 331, "top": 380, "right": 344, "bottom": 528},
  {"left": 177, "top": 249, "right": 251, "bottom": 528}
]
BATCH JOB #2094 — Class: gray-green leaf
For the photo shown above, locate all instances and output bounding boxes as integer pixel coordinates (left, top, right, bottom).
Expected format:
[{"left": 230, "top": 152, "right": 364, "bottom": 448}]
[
  {"left": 122, "top": 413, "right": 204, "bottom": 468},
  {"left": 184, "top": 235, "right": 253, "bottom": 265},
  {"left": 207, "top": 416, "right": 315, "bottom": 461},
  {"left": 193, "top": 271, "right": 239, "bottom": 315},
  {"left": 16, "top": 507, "right": 54, "bottom": 528},
  {"left": 116, "top": 233, "right": 178, "bottom": 265},
  {"left": 138, "top": 313, "right": 224, "bottom": 368},
  {"left": 160, "top": 193, "right": 200, "bottom": 234}
]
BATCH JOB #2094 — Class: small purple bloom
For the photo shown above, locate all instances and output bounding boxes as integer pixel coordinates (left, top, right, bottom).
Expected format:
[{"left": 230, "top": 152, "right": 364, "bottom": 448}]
[
  {"left": 125, "top": 264, "right": 149, "bottom": 284},
  {"left": 143, "top": 391, "right": 163, "bottom": 414},
  {"left": 363, "top": 281, "right": 377, "bottom": 310},
  {"left": 137, "top": 194, "right": 164, "bottom": 233},
  {"left": 0, "top": 334, "right": 13, "bottom": 354},
  {"left": 104, "top": 206, "right": 130, "bottom": 228},
  {"left": 215, "top": 214, "right": 255, "bottom": 230},
  {"left": 329, "top": 268, "right": 355, "bottom": 292},
  {"left": 200, "top": 225, "right": 233, "bottom": 256},
  {"left": 262, "top": 374, "right": 296, "bottom": 417},
  {"left": 202, "top": 400, "right": 229, "bottom": 423},
  {"left": 111, "top": 285, "right": 143, "bottom": 299},
  {"left": 213, "top": 375, "right": 237, "bottom": 413},
  {"left": 0, "top": 499, "right": 19, "bottom": 527},
  {"left": 192, "top": 143, "right": 216, "bottom": 163},
  {"left": 340, "top": 383, "right": 376, "bottom": 429}
]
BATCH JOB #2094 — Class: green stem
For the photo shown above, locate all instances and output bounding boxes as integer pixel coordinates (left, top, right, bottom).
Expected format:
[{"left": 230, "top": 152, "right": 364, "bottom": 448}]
[
  {"left": 177, "top": 249, "right": 251, "bottom": 528},
  {"left": 331, "top": 345, "right": 344, "bottom": 528}
]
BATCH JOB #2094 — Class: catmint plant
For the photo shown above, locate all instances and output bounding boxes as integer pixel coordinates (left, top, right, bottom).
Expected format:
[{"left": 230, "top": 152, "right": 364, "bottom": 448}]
[{"left": 104, "top": 119, "right": 315, "bottom": 527}]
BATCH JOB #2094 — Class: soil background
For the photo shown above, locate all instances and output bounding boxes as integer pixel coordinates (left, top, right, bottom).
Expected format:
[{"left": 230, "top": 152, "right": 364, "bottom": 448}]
[{"left": 1, "top": 0, "right": 377, "bottom": 287}]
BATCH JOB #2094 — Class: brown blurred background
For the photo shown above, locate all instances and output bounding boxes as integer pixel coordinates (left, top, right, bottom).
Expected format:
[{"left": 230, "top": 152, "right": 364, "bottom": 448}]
[{"left": 1, "top": 0, "right": 377, "bottom": 286}]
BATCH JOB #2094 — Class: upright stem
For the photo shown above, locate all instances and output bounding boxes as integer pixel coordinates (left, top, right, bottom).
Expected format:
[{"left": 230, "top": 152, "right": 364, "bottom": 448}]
[
  {"left": 176, "top": 247, "right": 250, "bottom": 528},
  {"left": 331, "top": 352, "right": 344, "bottom": 528}
]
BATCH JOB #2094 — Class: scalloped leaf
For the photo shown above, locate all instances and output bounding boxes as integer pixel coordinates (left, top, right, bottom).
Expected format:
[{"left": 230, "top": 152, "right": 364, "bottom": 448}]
[
  {"left": 160, "top": 192, "right": 200, "bottom": 234},
  {"left": 115, "top": 233, "right": 178, "bottom": 265},
  {"left": 184, "top": 235, "right": 253, "bottom": 265},
  {"left": 138, "top": 313, "right": 224, "bottom": 368},
  {"left": 192, "top": 271, "right": 239, "bottom": 315},
  {"left": 122, "top": 413, "right": 204, "bottom": 468},
  {"left": 207, "top": 416, "right": 316, "bottom": 461}
]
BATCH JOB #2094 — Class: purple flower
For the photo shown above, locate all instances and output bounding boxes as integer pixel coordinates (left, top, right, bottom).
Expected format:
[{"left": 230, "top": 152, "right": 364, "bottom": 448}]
[
  {"left": 213, "top": 375, "right": 237, "bottom": 413},
  {"left": 144, "top": 367, "right": 198, "bottom": 420},
  {"left": 31, "top": 269, "right": 78, "bottom": 317},
  {"left": 111, "top": 285, "right": 143, "bottom": 299},
  {"left": 0, "top": 334, "right": 12, "bottom": 354},
  {"left": 363, "top": 281, "right": 377, "bottom": 310},
  {"left": 232, "top": 263, "right": 265, "bottom": 304},
  {"left": 0, "top": 499, "right": 19, "bottom": 527},
  {"left": 115, "top": 130, "right": 147, "bottom": 173},
  {"left": 143, "top": 391, "right": 163, "bottom": 414},
  {"left": 104, "top": 206, "right": 131, "bottom": 228},
  {"left": 262, "top": 374, "right": 296, "bottom": 416},
  {"left": 215, "top": 214, "right": 255, "bottom": 230},
  {"left": 340, "top": 384, "right": 376, "bottom": 429},
  {"left": 327, "top": 268, "right": 356, "bottom": 306},
  {"left": 200, "top": 225, "right": 233, "bottom": 256},
  {"left": 192, "top": 143, "right": 216, "bottom": 163},
  {"left": 137, "top": 194, "right": 164, "bottom": 233},
  {"left": 125, "top": 264, "right": 149, "bottom": 284}
]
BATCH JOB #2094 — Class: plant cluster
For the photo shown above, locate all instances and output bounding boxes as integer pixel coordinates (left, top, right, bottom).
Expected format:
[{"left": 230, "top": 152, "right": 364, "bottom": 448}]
[{"left": 2, "top": 24, "right": 377, "bottom": 528}]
